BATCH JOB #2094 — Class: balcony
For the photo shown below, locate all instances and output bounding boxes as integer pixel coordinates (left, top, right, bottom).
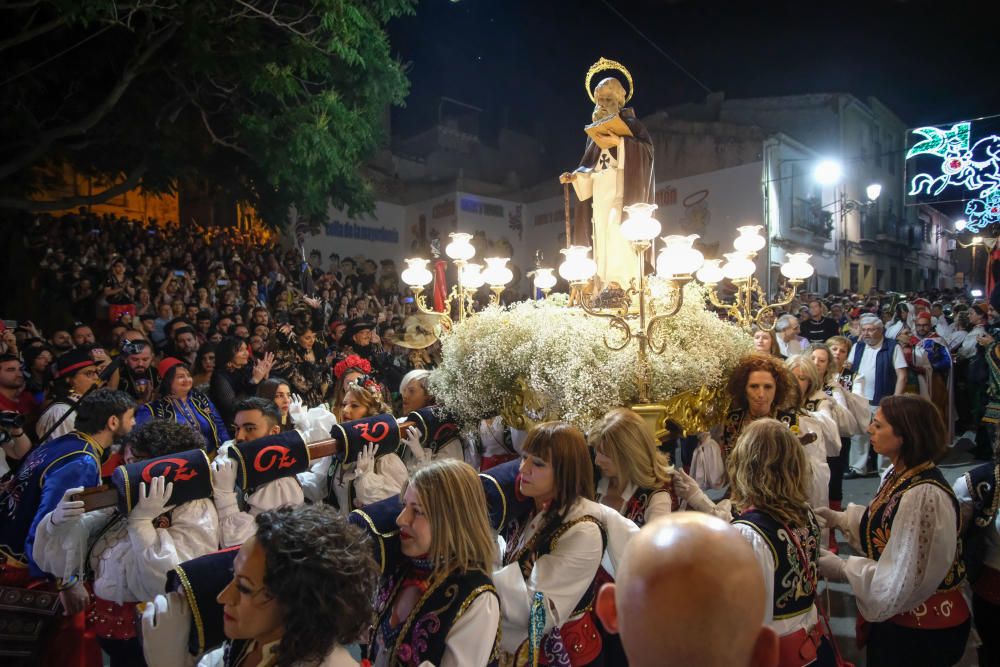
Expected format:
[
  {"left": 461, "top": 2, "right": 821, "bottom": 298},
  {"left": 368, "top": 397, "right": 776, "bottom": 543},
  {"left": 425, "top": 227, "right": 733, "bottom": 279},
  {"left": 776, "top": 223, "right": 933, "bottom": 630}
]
[
  {"left": 860, "top": 214, "right": 908, "bottom": 246},
  {"left": 790, "top": 197, "right": 833, "bottom": 240}
]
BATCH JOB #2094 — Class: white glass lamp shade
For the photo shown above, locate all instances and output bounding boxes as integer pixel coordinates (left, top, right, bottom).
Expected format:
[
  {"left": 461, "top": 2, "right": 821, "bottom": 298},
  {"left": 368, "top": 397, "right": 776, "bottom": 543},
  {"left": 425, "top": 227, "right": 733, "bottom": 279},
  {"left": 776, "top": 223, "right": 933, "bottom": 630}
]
[
  {"left": 780, "top": 252, "right": 814, "bottom": 281},
  {"left": 695, "top": 259, "right": 725, "bottom": 284},
  {"left": 733, "top": 225, "right": 766, "bottom": 254},
  {"left": 656, "top": 234, "right": 704, "bottom": 277},
  {"left": 559, "top": 246, "right": 597, "bottom": 282},
  {"left": 722, "top": 252, "right": 757, "bottom": 281},
  {"left": 401, "top": 258, "right": 433, "bottom": 287},
  {"left": 620, "top": 203, "right": 661, "bottom": 242},
  {"left": 459, "top": 262, "right": 485, "bottom": 289},
  {"left": 481, "top": 257, "right": 514, "bottom": 287},
  {"left": 866, "top": 183, "right": 882, "bottom": 202},
  {"left": 533, "top": 267, "right": 557, "bottom": 290},
  {"left": 445, "top": 232, "right": 476, "bottom": 261}
]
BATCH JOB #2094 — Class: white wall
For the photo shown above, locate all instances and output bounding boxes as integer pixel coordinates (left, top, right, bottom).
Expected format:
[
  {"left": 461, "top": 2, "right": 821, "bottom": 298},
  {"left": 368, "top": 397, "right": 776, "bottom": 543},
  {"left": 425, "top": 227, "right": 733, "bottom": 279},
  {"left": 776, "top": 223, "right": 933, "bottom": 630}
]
[{"left": 300, "top": 200, "right": 407, "bottom": 265}]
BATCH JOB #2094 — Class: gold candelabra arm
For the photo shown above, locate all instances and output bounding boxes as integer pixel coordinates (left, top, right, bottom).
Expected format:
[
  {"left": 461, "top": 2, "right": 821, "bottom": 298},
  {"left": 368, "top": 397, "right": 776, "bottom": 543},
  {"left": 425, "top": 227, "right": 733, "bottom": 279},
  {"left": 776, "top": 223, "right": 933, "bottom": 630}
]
[
  {"left": 751, "top": 279, "right": 802, "bottom": 330},
  {"left": 645, "top": 278, "right": 688, "bottom": 354},
  {"left": 488, "top": 286, "right": 504, "bottom": 307},
  {"left": 410, "top": 286, "right": 454, "bottom": 333},
  {"left": 577, "top": 283, "right": 628, "bottom": 321},
  {"left": 604, "top": 316, "right": 633, "bottom": 351},
  {"left": 705, "top": 283, "right": 744, "bottom": 327}
]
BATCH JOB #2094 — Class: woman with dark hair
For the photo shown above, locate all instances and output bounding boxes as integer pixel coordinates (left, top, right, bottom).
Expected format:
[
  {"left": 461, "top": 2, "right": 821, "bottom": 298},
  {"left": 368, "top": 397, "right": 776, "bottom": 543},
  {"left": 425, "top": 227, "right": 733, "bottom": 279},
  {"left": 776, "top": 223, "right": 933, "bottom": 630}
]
[
  {"left": 256, "top": 377, "right": 295, "bottom": 432},
  {"left": 817, "top": 394, "right": 970, "bottom": 666},
  {"left": 721, "top": 353, "right": 799, "bottom": 456},
  {"left": 209, "top": 337, "right": 274, "bottom": 428},
  {"left": 191, "top": 342, "right": 218, "bottom": 393},
  {"left": 494, "top": 421, "right": 619, "bottom": 665},
  {"left": 141, "top": 504, "right": 378, "bottom": 667},
  {"left": 272, "top": 322, "right": 330, "bottom": 408},
  {"left": 22, "top": 344, "right": 53, "bottom": 401},
  {"left": 136, "top": 357, "right": 230, "bottom": 452},
  {"left": 369, "top": 459, "right": 501, "bottom": 666}
]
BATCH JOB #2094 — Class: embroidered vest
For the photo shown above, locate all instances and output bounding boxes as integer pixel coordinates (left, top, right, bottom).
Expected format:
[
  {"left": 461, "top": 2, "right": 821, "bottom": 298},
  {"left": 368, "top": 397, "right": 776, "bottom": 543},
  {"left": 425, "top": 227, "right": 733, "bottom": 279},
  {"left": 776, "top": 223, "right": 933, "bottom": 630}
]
[
  {"left": 733, "top": 509, "right": 820, "bottom": 619},
  {"left": 621, "top": 484, "right": 677, "bottom": 527},
  {"left": 723, "top": 408, "right": 799, "bottom": 456},
  {"left": 0, "top": 432, "right": 103, "bottom": 569},
  {"left": 860, "top": 463, "right": 966, "bottom": 592},
  {"left": 963, "top": 463, "right": 1000, "bottom": 583},
  {"left": 140, "top": 391, "right": 222, "bottom": 453},
  {"left": 369, "top": 565, "right": 499, "bottom": 667}
]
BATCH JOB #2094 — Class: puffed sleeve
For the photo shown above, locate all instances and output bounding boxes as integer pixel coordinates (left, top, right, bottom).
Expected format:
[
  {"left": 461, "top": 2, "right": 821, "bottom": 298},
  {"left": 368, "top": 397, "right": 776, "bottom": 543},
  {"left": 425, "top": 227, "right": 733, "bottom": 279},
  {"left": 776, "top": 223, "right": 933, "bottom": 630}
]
[
  {"left": 27, "top": 456, "right": 101, "bottom": 576},
  {"left": 645, "top": 490, "right": 673, "bottom": 523},
  {"left": 494, "top": 518, "right": 603, "bottom": 654},
  {"left": 296, "top": 455, "right": 331, "bottom": 504},
  {"left": 690, "top": 434, "right": 725, "bottom": 490},
  {"left": 732, "top": 522, "right": 776, "bottom": 626},
  {"left": 437, "top": 591, "right": 501, "bottom": 667},
  {"left": 32, "top": 508, "right": 115, "bottom": 581},
  {"left": 433, "top": 437, "right": 464, "bottom": 463},
  {"left": 197, "top": 648, "right": 224, "bottom": 667},
  {"left": 217, "top": 477, "right": 305, "bottom": 548},
  {"left": 353, "top": 453, "right": 408, "bottom": 507},
  {"left": 125, "top": 499, "right": 221, "bottom": 602},
  {"left": 843, "top": 484, "right": 959, "bottom": 622},
  {"left": 952, "top": 474, "right": 975, "bottom": 532}
]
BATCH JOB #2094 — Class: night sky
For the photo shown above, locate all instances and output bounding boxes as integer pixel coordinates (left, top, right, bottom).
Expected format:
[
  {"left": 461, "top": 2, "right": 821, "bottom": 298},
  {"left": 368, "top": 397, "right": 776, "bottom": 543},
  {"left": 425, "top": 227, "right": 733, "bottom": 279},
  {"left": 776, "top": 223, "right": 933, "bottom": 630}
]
[{"left": 388, "top": 0, "right": 1000, "bottom": 177}]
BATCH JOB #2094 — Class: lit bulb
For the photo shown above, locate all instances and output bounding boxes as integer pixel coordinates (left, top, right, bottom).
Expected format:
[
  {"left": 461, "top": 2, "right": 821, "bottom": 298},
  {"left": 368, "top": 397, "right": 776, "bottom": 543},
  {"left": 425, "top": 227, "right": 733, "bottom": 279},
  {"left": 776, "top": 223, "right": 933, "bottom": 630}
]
[
  {"left": 721, "top": 252, "right": 756, "bottom": 281},
  {"left": 780, "top": 252, "right": 814, "bottom": 281},
  {"left": 813, "top": 159, "right": 843, "bottom": 186},
  {"left": 619, "top": 203, "right": 661, "bottom": 242},
  {"left": 657, "top": 234, "right": 704, "bottom": 277},
  {"left": 558, "top": 246, "right": 597, "bottom": 282},
  {"left": 733, "top": 225, "right": 766, "bottom": 254},
  {"left": 866, "top": 183, "right": 882, "bottom": 202},
  {"left": 401, "top": 258, "right": 433, "bottom": 287},
  {"left": 445, "top": 232, "right": 475, "bottom": 261},
  {"left": 695, "top": 259, "right": 724, "bottom": 284},
  {"left": 460, "top": 262, "right": 485, "bottom": 288},
  {"left": 533, "top": 267, "right": 557, "bottom": 290},
  {"left": 481, "top": 257, "right": 513, "bottom": 287}
]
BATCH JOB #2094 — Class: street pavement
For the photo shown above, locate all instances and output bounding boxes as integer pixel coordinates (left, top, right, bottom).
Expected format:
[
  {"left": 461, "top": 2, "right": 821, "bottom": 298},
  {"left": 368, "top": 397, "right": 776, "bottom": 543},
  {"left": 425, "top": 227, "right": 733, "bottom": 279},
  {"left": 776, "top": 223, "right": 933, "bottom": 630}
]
[{"left": 828, "top": 437, "right": 987, "bottom": 666}]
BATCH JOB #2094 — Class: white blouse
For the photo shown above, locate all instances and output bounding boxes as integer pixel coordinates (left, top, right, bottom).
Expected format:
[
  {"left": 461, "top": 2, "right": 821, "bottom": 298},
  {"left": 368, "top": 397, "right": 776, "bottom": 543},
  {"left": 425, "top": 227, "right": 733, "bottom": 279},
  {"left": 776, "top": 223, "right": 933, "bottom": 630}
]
[
  {"left": 34, "top": 498, "right": 220, "bottom": 604},
  {"left": 594, "top": 476, "right": 672, "bottom": 525},
  {"left": 842, "top": 475, "right": 959, "bottom": 622},
  {"left": 215, "top": 476, "right": 305, "bottom": 548}
]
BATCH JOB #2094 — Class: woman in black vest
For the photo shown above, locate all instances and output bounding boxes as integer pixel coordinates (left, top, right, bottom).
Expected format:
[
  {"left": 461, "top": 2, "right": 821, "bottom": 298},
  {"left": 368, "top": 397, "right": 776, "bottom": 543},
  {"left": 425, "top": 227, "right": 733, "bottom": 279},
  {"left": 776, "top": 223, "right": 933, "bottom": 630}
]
[
  {"left": 369, "top": 459, "right": 500, "bottom": 666},
  {"left": 729, "top": 418, "right": 833, "bottom": 667},
  {"left": 817, "top": 394, "right": 970, "bottom": 666}
]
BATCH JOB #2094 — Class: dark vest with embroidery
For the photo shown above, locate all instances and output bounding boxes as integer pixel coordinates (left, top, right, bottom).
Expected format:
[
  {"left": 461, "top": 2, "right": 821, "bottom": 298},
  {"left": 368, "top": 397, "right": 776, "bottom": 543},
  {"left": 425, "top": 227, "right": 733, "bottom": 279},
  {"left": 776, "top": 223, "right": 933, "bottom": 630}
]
[
  {"left": 140, "top": 391, "right": 223, "bottom": 453},
  {"left": 369, "top": 564, "right": 499, "bottom": 667},
  {"left": 723, "top": 408, "right": 799, "bottom": 456},
  {"left": 860, "top": 464, "right": 966, "bottom": 592},
  {"left": 0, "top": 432, "right": 103, "bottom": 569},
  {"left": 733, "top": 509, "right": 820, "bottom": 619},
  {"left": 621, "top": 485, "right": 677, "bottom": 527},
  {"left": 963, "top": 462, "right": 1000, "bottom": 582}
]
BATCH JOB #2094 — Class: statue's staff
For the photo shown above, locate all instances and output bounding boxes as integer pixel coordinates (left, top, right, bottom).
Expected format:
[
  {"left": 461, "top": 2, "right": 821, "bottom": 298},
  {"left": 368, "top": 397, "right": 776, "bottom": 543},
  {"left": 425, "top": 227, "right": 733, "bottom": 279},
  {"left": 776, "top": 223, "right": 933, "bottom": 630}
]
[{"left": 564, "top": 182, "right": 571, "bottom": 249}]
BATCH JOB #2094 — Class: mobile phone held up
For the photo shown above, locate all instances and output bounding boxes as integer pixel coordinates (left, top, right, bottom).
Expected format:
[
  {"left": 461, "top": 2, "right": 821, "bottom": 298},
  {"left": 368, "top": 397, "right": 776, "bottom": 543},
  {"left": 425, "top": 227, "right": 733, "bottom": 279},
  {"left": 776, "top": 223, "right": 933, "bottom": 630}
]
[
  {"left": 402, "top": 296, "right": 415, "bottom": 304},
  {"left": 174, "top": 270, "right": 185, "bottom": 277},
  {"left": 217, "top": 279, "right": 230, "bottom": 287}
]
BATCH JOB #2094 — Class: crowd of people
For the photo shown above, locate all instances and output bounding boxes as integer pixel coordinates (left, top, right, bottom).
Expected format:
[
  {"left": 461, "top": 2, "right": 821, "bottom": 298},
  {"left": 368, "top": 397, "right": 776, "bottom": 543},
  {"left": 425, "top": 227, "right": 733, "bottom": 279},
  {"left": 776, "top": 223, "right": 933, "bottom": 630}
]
[{"left": 0, "top": 212, "right": 998, "bottom": 667}]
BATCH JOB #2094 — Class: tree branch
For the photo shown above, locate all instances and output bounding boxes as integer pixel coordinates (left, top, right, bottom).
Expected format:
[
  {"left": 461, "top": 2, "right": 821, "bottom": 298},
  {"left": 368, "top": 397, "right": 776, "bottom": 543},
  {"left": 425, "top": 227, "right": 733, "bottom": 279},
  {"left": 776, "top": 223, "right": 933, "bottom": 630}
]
[
  {"left": 0, "top": 15, "right": 66, "bottom": 53},
  {"left": 0, "top": 21, "right": 177, "bottom": 181},
  {"left": 197, "top": 104, "right": 253, "bottom": 158},
  {"left": 0, "top": 161, "right": 148, "bottom": 212}
]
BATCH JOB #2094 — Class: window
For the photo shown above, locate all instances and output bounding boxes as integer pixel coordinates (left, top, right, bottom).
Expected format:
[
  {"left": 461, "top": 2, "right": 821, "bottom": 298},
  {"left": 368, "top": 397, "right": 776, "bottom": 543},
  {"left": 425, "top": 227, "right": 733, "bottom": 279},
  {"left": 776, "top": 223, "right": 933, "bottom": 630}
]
[
  {"left": 890, "top": 266, "right": 898, "bottom": 290},
  {"left": 904, "top": 269, "right": 912, "bottom": 290},
  {"left": 888, "top": 135, "right": 896, "bottom": 175},
  {"left": 876, "top": 268, "right": 884, "bottom": 289},
  {"left": 850, "top": 263, "right": 859, "bottom": 292}
]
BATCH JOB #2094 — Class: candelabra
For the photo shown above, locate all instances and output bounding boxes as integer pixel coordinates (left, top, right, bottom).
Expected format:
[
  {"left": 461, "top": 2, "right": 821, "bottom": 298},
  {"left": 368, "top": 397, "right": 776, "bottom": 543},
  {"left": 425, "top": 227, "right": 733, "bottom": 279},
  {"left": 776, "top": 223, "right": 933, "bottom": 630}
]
[
  {"left": 401, "top": 232, "right": 513, "bottom": 332},
  {"left": 559, "top": 203, "right": 705, "bottom": 403},
  {"left": 696, "top": 225, "right": 814, "bottom": 332}
]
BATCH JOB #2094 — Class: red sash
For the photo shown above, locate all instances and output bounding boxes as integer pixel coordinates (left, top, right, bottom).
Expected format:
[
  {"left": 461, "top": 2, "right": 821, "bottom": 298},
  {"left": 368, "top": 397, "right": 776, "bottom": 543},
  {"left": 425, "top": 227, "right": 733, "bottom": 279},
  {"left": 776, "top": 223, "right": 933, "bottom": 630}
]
[{"left": 777, "top": 624, "right": 823, "bottom": 667}]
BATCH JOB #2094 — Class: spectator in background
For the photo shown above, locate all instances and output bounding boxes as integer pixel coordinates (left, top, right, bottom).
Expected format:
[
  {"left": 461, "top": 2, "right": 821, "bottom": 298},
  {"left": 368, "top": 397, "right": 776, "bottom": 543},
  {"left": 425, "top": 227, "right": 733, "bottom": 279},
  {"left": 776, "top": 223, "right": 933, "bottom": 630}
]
[
  {"left": 775, "top": 314, "right": 808, "bottom": 357},
  {"left": 210, "top": 337, "right": 274, "bottom": 427},
  {"left": 35, "top": 349, "right": 101, "bottom": 442},
  {"left": 800, "top": 299, "right": 839, "bottom": 343}
]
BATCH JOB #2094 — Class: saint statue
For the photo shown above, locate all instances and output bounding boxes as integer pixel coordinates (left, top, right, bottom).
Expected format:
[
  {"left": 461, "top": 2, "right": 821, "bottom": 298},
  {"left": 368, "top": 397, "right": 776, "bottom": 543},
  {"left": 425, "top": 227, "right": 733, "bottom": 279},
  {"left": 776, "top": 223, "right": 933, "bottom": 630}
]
[{"left": 560, "top": 58, "right": 654, "bottom": 291}]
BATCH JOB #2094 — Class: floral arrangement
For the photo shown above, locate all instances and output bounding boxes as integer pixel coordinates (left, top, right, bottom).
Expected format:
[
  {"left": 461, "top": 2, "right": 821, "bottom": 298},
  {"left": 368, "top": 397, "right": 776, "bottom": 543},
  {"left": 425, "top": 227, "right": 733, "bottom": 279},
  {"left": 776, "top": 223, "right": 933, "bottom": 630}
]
[{"left": 429, "top": 283, "right": 752, "bottom": 430}]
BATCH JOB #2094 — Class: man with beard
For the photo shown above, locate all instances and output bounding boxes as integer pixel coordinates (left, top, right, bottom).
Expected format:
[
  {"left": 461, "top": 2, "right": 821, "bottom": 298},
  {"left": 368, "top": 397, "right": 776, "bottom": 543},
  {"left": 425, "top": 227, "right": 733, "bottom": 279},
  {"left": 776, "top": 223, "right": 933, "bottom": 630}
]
[
  {"left": 117, "top": 340, "right": 158, "bottom": 404},
  {"left": 910, "top": 313, "right": 954, "bottom": 443},
  {"left": 48, "top": 329, "right": 74, "bottom": 356},
  {"left": 0, "top": 353, "right": 38, "bottom": 420},
  {"left": 172, "top": 325, "right": 201, "bottom": 367},
  {"left": 70, "top": 323, "right": 96, "bottom": 348},
  {"left": 560, "top": 63, "right": 653, "bottom": 291}
]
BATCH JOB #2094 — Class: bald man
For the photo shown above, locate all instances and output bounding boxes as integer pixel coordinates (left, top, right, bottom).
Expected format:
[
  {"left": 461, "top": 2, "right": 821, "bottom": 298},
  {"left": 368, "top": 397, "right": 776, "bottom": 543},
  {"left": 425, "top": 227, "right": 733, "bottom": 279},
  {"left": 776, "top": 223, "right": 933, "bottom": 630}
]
[{"left": 596, "top": 513, "right": 779, "bottom": 667}]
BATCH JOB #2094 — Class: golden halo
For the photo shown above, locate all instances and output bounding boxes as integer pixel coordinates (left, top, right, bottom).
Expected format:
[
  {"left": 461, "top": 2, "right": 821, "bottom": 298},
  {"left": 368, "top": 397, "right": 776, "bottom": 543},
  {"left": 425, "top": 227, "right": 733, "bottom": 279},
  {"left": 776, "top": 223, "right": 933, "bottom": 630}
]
[{"left": 585, "top": 57, "right": 634, "bottom": 104}]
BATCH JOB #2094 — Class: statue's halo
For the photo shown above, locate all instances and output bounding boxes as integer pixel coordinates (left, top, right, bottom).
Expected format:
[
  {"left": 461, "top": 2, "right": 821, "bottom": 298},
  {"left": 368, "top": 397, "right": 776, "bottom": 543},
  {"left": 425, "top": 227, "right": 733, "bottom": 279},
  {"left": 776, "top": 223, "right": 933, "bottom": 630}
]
[{"left": 585, "top": 57, "right": 634, "bottom": 104}]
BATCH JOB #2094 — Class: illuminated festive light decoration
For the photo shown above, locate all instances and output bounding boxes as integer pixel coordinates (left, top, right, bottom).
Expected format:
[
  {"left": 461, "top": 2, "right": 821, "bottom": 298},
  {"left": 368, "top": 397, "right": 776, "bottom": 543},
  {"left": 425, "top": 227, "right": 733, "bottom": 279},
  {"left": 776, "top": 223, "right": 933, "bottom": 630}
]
[
  {"left": 906, "top": 120, "right": 1000, "bottom": 200},
  {"left": 964, "top": 189, "right": 1000, "bottom": 233}
]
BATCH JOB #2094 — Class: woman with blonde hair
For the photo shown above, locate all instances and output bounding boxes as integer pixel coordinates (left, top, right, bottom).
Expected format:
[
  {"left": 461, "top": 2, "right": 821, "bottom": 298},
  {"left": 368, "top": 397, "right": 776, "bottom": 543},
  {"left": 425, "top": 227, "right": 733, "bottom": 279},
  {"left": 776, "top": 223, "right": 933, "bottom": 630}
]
[
  {"left": 369, "top": 459, "right": 500, "bottom": 666},
  {"left": 396, "top": 369, "right": 464, "bottom": 466},
  {"left": 589, "top": 407, "right": 677, "bottom": 526},
  {"left": 783, "top": 355, "right": 838, "bottom": 514}
]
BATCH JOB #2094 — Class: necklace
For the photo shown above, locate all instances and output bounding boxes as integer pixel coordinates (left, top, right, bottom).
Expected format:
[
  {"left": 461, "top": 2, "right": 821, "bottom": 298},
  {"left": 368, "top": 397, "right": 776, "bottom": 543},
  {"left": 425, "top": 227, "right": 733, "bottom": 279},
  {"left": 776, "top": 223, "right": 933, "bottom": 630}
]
[{"left": 171, "top": 396, "right": 200, "bottom": 426}]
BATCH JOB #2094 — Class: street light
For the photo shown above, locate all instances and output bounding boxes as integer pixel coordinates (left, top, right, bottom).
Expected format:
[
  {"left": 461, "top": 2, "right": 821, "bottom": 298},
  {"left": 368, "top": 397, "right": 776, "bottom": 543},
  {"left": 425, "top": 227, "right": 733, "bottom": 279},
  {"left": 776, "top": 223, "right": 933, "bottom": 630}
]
[
  {"left": 866, "top": 183, "right": 882, "bottom": 202},
  {"left": 813, "top": 159, "right": 843, "bottom": 186},
  {"left": 955, "top": 219, "right": 968, "bottom": 232}
]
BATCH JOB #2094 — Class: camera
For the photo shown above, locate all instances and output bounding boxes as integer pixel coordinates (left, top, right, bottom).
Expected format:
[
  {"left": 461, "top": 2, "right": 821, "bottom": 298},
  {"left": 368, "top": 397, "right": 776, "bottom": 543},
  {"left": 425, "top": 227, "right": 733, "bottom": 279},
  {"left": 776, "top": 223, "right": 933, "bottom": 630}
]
[
  {"left": 0, "top": 411, "right": 26, "bottom": 430},
  {"left": 121, "top": 339, "right": 146, "bottom": 356}
]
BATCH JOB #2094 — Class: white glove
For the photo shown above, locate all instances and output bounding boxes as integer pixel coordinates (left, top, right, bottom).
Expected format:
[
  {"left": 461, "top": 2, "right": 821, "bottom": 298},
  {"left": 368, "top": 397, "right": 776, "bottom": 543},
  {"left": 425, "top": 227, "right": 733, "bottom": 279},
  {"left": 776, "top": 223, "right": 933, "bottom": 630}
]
[
  {"left": 129, "top": 476, "right": 174, "bottom": 523},
  {"left": 817, "top": 549, "right": 847, "bottom": 582},
  {"left": 288, "top": 394, "right": 306, "bottom": 425},
  {"left": 672, "top": 468, "right": 715, "bottom": 512},
  {"left": 402, "top": 427, "right": 428, "bottom": 464},
  {"left": 295, "top": 405, "right": 338, "bottom": 444},
  {"left": 356, "top": 442, "right": 376, "bottom": 477},
  {"left": 211, "top": 455, "right": 239, "bottom": 495},
  {"left": 814, "top": 506, "right": 848, "bottom": 533},
  {"left": 51, "top": 487, "right": 86, "bottom": 526},
  {"left": 141, "top": 592, "right": 194, "bottom": 667}
]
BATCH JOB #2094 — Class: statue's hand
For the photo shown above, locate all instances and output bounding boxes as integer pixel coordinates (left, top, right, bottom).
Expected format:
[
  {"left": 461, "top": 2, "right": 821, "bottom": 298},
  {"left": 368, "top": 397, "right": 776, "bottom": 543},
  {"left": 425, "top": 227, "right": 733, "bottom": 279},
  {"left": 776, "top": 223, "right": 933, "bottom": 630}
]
[{"left": 559, "top": 172, "right": 576, "bottom": 184}]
